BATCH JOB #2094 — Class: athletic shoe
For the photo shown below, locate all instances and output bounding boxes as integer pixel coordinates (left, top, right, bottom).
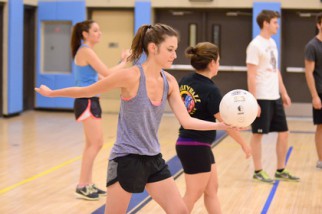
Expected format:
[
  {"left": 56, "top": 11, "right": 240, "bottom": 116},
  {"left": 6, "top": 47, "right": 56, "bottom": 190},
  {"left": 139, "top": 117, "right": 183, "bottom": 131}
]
[
  {"left": 91, "top": 184, "right": 107, "bottom": 196},
  {"left": 75, "top": 185, "right": 99, "bottom": 201},
  {"left": 275, "top": 169, "right": 300, "bottom": 182},
  {"left": 253, "top": 170, "right": 275, "bottom": 184},
  {"left": 316, "top": 160, "right": 322, "bottom": 169}
]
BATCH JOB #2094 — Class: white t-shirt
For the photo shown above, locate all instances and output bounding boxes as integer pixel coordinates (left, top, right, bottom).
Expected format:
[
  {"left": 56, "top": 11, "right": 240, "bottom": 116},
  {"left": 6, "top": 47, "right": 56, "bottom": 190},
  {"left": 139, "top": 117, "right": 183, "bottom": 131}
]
[{"left": 246, "top": 35, "right": 280, "bottom": 100}]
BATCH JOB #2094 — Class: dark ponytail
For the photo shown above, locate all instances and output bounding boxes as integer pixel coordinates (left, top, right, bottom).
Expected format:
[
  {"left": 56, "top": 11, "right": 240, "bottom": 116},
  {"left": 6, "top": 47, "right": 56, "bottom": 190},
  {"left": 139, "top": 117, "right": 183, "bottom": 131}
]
[
  {"left": 128, "top": 25, "right": 150, "bottom": 62},
  {"left": 70, "top": 20, "right": 95, "bottom": 58},
  {"left": 128, "top": 23, "right": 179, "bottom": 63},
  {"left": 185, "top": 42, "right": 219, "bottom": 71}
]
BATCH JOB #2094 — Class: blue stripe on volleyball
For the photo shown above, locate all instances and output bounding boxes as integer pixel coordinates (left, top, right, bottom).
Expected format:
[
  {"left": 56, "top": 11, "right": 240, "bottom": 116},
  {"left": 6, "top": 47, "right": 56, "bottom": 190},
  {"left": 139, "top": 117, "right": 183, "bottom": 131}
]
[
  {"left": 261, "top": 146, "right": 293, "bottom": 214},
  {"left": 92, "top": 130, "right": 227, "bottom": 214}
]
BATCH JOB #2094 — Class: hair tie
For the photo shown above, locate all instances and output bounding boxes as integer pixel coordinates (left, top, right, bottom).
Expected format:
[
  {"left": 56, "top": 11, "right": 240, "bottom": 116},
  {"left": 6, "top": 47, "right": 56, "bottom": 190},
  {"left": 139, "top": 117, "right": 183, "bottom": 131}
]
[{"left": 148, "top": 25, "right": 152, "bottom": 29}]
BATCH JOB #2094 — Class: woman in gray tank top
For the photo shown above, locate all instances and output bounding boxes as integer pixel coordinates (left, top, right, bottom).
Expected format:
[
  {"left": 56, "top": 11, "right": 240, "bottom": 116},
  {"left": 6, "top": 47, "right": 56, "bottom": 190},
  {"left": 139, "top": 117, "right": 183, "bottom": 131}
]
[{"left": 36, "top": 23, "right": 231, "bottom": 214}]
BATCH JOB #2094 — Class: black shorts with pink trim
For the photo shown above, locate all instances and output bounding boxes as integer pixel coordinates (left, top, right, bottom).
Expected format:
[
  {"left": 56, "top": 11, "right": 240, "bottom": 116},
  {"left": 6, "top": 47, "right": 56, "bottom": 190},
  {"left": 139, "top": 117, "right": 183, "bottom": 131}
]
[{"left": 73, "top": 97, "right": 102, "bottom": 121}]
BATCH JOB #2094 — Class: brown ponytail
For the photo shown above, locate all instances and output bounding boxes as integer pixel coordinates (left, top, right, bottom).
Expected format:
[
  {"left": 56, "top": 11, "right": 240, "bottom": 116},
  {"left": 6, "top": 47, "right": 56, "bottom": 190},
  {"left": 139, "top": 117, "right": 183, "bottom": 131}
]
[
  {"left": 70, "top": 20, "right": 95, "bottom": 58},
  {"left": 128, "top": 23, "right": 179, "bottom": 63},
  {"left": 128, "top": 25, "right": 150, "bottom": 62},
  {"left": 185, "top": 42, "right": 219, "bottom": 71}
]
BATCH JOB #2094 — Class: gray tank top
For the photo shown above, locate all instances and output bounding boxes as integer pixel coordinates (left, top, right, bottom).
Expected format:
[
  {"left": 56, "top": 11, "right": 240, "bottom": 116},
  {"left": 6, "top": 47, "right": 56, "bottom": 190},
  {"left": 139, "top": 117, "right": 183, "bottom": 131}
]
[{"left": 109, "top": 64, "right": 169, "bottom": 160}]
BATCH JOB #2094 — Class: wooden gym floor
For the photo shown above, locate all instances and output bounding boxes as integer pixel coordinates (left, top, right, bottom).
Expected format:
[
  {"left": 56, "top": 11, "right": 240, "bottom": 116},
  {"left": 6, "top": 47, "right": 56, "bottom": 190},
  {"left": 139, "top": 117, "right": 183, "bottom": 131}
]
[{"left": 0, "top": 111, "right": 321, "bottom": 214}]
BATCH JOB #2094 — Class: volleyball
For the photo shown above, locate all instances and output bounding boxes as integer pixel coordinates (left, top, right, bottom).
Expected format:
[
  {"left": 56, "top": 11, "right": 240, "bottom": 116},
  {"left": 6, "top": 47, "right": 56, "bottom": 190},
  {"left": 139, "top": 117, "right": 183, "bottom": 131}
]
[{"left": 219, "top": 89, "right": 258, "bottom": 127}]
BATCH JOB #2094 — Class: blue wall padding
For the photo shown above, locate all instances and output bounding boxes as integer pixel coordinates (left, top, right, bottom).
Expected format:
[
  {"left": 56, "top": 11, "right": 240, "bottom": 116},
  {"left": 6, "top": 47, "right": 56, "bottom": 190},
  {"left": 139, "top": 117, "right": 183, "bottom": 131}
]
[
  {"left": 134, "top": 1, "right": 151, "bottom": 64},
  {"left": 36, "top": 0, "right": 86, "bottom": 109},
  {"left": 134, "top": 1, "right": 151, "bottom": 33},
  {"left": 7, "top": 0, "right": 23, "bottom": 114}
]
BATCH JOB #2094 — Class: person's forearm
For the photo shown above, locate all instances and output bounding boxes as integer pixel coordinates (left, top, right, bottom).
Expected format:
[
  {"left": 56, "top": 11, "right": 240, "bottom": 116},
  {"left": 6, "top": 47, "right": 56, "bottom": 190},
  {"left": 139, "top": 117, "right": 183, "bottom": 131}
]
[
  {"left": 247, "top": 76, "right": 256, "bottom": 97},
  {"left": 181, "top": 117, "right": 227, "bottom": 131},
  {"left": 51, "top": 87, "right": 90, "bottom": 98},
  {"left": 278, "top": 71, "right": 288, "bottom": 96},
  {"left": 226, "top": 129, "right": 247, "bottom": 145},
  {"left": 305, "top": 72, "right": 319, "bottom": 98},
  {"left": 247, "top": 64, "right": 257, "bottom": 97}
]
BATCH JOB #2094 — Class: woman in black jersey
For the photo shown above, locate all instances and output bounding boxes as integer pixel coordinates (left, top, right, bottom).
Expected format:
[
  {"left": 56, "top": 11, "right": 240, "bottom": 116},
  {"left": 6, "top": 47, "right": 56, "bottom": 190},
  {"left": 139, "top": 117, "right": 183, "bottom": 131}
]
[{"left": 177, "top": 42, "right": 252, "bottom": 213}]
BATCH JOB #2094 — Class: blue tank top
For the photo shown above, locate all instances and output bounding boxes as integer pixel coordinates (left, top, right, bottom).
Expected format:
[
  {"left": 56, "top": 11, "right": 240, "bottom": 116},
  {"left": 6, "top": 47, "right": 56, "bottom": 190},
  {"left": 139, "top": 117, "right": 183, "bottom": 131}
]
[
  {"left": 109, "top": 64, "right": 169, "bottom": 160},
  {"left": 74, "top": 44, "right": 98, "bottom": 87}
]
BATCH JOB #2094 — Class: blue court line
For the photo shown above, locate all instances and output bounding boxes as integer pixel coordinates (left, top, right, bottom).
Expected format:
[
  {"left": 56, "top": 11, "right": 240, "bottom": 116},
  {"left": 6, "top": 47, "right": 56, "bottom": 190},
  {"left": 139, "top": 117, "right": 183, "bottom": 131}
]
[
  {"left": 261, "top": 146, "right": 293, "bottom": 214},
  {"left": 92, "top": 131, "right": 227, "bottom": 214}
]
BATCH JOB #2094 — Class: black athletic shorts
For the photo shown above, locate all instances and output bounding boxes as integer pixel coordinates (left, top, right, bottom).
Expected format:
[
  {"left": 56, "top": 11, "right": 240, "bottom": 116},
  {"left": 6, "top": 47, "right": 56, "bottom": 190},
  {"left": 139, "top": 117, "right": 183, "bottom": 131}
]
[
  {"left": 251, "top": 99, "right": 288, "bottom": 134},
  {"left": 313, "top": 93, "right": 322, "bottom": 124},
  {"left": 73, "top": 97, "right": 102, "bottom": 121},
  {"left": 176, "top": 144, "right": 215, "bottom": 174},
  {"left": 106, "top": 153, "right": 172, "bottom": 193}
]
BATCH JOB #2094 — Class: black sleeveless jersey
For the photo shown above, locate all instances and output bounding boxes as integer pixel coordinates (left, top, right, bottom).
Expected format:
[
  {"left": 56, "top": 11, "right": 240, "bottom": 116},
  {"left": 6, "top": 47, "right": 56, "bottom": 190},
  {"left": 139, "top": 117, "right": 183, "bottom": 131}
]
[{"left": 179, "top": 73, "right": 222, "bottom": 143}]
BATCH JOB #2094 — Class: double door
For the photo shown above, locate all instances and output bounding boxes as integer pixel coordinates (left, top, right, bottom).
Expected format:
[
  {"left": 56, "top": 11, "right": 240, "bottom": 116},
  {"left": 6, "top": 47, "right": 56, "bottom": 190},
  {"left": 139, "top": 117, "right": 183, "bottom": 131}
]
[
  {"left": 155, "top": 9, "right": 252, "bottom": 94},
  {"left": 282, "top": 10, "right": 318, "bottom": 103}
]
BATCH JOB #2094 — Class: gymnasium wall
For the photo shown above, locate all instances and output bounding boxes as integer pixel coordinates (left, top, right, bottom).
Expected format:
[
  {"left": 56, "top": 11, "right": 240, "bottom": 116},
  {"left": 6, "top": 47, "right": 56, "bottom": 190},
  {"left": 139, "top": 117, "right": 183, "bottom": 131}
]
[
  {"left": 35, "top": 0, "right": 86, "bottom": 109},
  {"left": 1, "top": 0, "right": 152, "bottom": 115},
  {"left": 85, "top": 0, "right": 321, "bottom": 9},
  {"left": 2, "top": 0, "right": 36, "bottom": 116},
  {"left": 3, "top": 0, "right": 23, "bottom": 115},
  {"left": 10, "top": 0, "right": 313, "bottom": 8},
  {"left": 1, "top": 0, "right": 321, "bottom": 116}
]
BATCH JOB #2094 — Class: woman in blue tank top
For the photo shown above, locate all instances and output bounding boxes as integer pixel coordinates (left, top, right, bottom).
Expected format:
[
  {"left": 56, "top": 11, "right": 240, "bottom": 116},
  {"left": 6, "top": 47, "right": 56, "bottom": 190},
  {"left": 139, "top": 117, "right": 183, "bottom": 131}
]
[
  {"left": 36, "top": 23, "right": 233, "bottom": 214},
  {"left": 70, "top": 20, "right": 129, "bottom": 201}
]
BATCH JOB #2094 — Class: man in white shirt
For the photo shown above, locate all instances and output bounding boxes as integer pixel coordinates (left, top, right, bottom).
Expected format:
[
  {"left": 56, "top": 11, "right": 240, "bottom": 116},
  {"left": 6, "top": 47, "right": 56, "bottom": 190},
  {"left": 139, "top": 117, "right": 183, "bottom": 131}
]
[{"left": 246, "top": 10, "right": 299, "bottom": 183}]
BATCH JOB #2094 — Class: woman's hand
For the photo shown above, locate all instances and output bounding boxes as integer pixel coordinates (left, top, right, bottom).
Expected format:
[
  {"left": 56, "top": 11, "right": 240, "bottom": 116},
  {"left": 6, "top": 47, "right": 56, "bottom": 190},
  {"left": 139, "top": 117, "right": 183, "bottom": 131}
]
[
  {"left": 120, "top": 49, "right": 131, "bottom": 63},
  {"left": 35, "top": 85, "right": 53, "bottom": 97}
]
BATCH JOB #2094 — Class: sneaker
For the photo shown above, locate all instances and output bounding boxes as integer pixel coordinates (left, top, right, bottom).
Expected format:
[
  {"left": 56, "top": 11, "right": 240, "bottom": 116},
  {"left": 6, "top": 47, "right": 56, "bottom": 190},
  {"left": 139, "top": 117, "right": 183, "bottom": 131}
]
[
  {"left": 253, "top": 170, "right": 275, "bottom": 184},
  {"left": 275, "top": 169, "right": 300, "bottom": 182},
  {"left": 75, "top": 185, "right": 99, "bottom": 201},
  {"left": 316, "top": 160, "right": 322, "bottom": 169},
  {"left": 91, "top": 184, "right": 107, "bottom": 196}
]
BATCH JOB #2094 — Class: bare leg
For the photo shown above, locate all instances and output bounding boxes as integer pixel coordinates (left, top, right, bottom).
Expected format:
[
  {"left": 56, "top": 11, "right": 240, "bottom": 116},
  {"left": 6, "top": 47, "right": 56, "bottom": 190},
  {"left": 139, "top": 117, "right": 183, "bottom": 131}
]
[
  {"left": 250, "top": 133, "right": 263, "bottom": 171},
  {"left": 315, "top": 125, "right": 322, "bottom": 161},
  {"left": 204, "top": 164, "right": 221, "bottom": 214},
  {"left": 276, "top": 131, "right": 288, "bottom": 169},
  {"left": 146, "top": 177, "right": 188, "bottom": 214},
  {"left": 79, "top": 118, "right": 104, "bottom": 185},
  {"left": 105, "top": 182, "right": 132, "bottom": 214},
  {"left": 182, "top": 172, "right": 210, "bottom": 212}
]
